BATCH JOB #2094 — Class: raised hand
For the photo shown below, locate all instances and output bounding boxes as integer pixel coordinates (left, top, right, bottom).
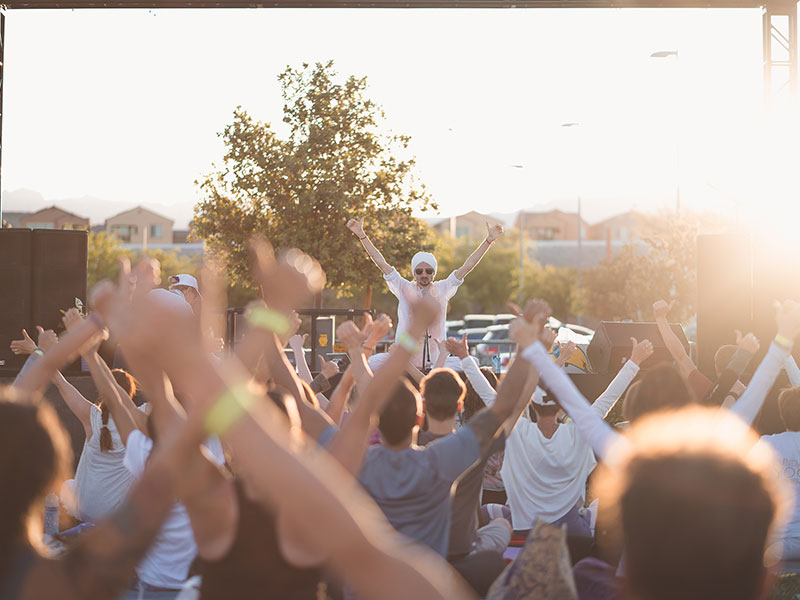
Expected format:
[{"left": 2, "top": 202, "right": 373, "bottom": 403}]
[
  {"left": 486, "top": 222, "right": 504, "bottom": 243},
  {"left": 346, "top": 217, "right": 366, "bottom": 238},
  {"left": 288, "top": 333, "right": 308, "bottom": 351},
  {"left": 10, "top": 329, "right": 37, "bottom": 355},
  {"left": 630, "top": 337, "right": 655, "bottom": 366},
  {"left": 555, "top": 340, "right": 576, "bottom": 366},
  {"left": 365, "top": 314, "right": 392, "bottom": 348},
  {"left": 540, "top": 326, "right": 557, "bottom": 351},
  {"left": 37, "top": 327, "right": 60, "bottom": 354},
  {"left": 337, "top": 320, "right": 369, "bottom": 352},
  {"left": 776, "top": 300, "right": 800, "bottom": 341},
  {"left": 319, "top": 356, "right": 340, "bottom": 379},
  {"left": 251, "top": 237, "right": 326, "bottom": 315},
  {"left": 653, "top": 299, "right": 675, "bottom": 320},
  {"left": 407, "top": 295, "right": 439, "bottom": 338},
  {"left": 735, "top": 330, "right": 760, "bottom": 355},
  {"left": 445, "top": 334, "right": 469, "bottom": 360}
]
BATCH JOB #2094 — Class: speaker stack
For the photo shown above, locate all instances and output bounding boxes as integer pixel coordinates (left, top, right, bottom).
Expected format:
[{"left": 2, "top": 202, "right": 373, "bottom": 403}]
[
  {"left": 0, "top": 229, "right": 88, "bottom": 376},
  {"left": 587, "top": 321, "right": 690, "bottom": 375}
]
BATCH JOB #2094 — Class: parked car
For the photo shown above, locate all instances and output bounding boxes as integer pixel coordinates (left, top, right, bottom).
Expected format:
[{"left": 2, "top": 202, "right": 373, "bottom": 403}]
[
  {"left": 492, "top": 313, "right": 516, "bottom": 326},
  {"left": 475, "top": 325, "right": 513, "bottom": 364},
  {"left": 463, "top": 314, "right": 495, "bottom": 330},
  {"left": 456, "top": 327, "right": 490, "bottom": 357},
  {"left": 445, "top": 320, "right": 464, "bottom": 339}
]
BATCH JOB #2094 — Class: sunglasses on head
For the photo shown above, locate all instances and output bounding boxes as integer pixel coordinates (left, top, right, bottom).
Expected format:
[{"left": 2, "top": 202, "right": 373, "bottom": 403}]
[{"left": 415, "top": 268, "right": 434, "bottom": 275}]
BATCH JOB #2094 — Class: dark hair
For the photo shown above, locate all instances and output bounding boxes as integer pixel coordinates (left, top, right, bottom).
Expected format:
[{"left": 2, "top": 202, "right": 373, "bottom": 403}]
[
  {"left": 420, "top": 368, "right": 466, "bottom": 421},
  {"left": 621, "top": 454, "right": 774, "bottom": 600},
  {"left": 460, "top": 368, "right": 498, "bottom": 422},
  {"left": 378, "top": 380, "right": 421, "bottom": 446},
  {"left": 300, "top": 380, "right": 320, "bottom": 410},
  {"left": 714, "top": 345, "right": 738, "bottom": 378},
  {"left": 97, "top": 369, "right": 140, "bottom": 453},
  {"left": 598, "top": 408, "right": 782, "bottom": 600},
  {"left": 622, "top": 364, "right": 693, "bottom": 422},
  {"left": 0, "top": 389, "right": 70, "bottom": 579},
  {"left": 532, "top": 402, "right": 561, "bottom": 418},
  {"left": 778, "top": 386, "right": 800, "bottom": 431}
]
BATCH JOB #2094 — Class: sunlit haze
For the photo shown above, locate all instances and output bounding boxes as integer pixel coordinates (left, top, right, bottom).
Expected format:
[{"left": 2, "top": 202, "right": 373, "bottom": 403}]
[{"left": 3, "top": 7, "right": 799, "bottom": 234}]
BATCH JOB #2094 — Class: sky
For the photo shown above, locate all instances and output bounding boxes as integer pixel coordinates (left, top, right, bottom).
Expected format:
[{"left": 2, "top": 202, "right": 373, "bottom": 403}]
[{"left": 3, "top": 6, "right": 799, "bottom": 233}]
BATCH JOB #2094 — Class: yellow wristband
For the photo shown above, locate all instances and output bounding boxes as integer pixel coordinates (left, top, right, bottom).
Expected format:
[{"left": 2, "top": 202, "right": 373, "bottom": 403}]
[
  {"left": 204, "top": 383, "right": 255, "bottom": 436},
  {"left": 775, "top": 334, "right": 794, "bottom": 350},
  {"left": 246, "top": 306, "right": 290, "bottom": 336}
]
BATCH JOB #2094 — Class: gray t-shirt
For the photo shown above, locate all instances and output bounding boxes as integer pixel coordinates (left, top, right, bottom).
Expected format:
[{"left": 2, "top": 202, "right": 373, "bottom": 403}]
[
  {"left": 359, "top": 424, "right": 482, "bottom": 556},
  {"left": 420, "top": 428, "right": 507, "bottom": 557}
]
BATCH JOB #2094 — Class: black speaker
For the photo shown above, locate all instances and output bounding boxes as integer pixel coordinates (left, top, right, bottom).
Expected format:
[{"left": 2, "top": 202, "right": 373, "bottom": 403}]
[
  {"left": 0, "top": 229, "right": 33, "bottom": 374},
  {"left": 696, "top": 234, "right": 753, "bottom": 378},
  {"left": 587, "top": 321, "right": 689, "bottom": 375},
  {"left": 31, "top": 230, "right": 88, "bottom": 375}
]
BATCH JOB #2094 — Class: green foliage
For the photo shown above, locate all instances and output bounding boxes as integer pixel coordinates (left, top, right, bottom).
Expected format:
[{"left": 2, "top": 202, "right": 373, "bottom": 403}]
[
  {"left": 193, "top": 61, "right": 436, "bottom": 299},
  {"left": 581, "top": 216, "right": 697, "bottom": 322},
  {"left": 87, "top": 231, "right": 201, "bottom": 293}
]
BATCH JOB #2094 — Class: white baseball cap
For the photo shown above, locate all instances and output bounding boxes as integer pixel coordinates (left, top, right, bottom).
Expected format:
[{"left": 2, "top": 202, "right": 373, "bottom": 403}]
[
  {"left": 147, "top": 288, "right": 193, "bottom": 315},
  {"left": 168, "top": 273, "right": 200, "bottom": 293}
]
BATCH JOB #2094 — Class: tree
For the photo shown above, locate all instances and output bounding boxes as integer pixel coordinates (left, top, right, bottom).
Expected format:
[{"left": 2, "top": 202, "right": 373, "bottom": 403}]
[
  {"left": 581, "top": 215, "right": 697, "bottom": 322},
  {"left": 193, "top": 61, "right": 436, "bottom": 306}
]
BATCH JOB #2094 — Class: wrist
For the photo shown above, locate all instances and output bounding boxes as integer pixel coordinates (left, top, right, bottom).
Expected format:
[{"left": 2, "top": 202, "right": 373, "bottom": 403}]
[
  {"left": 484, "top": 237, "right": 495, "bottom": 245},
  {"left": 32, "top": 348, "right": 44, "bottom": 357},
  {"left": 775, "top": 333, "right": 794, "bottom": 350}
]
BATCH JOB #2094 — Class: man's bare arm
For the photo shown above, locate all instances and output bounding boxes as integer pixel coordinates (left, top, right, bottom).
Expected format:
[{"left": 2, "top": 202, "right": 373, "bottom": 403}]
[
  {"left": 454, "top": 223, "right": 504, "bottom": 280},
  {"left": 347, "top": 217, "right": 394, "bottom": 275},
  {"left": 652, "top": 299, "right": 696, "bottom": 378}
]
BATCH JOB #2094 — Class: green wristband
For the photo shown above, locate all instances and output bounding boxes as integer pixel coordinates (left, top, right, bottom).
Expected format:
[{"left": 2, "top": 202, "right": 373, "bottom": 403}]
[
  {"left": 32, "top": 348, "right": 44, "bottom": 357},
  {"left": 775, "top": 334, "right": 794, "bottom": 350},
  {"left": 204, "top": 383, "right": 256, "bottom": 436},
  {"left": 246, "top": 306, "right": 290, "bottom": 336},
  {"left": 396, "top": 331, "right": 422, "bottom": 354}
]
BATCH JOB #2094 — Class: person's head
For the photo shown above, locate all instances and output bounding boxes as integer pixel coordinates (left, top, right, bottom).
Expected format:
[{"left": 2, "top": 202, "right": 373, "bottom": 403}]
[
  {"left": 97, "top": 369, "right": 140, "bottom": 453},
  {"left": 0, "top": 389, "right": 70, "bottom": 571},
  {"left": 778, "top": 386, "right": 800, "bottom": 431},
  {"left": 420, "top": 368, "right": 466, "bottom": 422},
  {"left": 714, "top": 344, "right": 738, "bottom": 378},
  {"left": 597, "top": 407, "right": 787, "bottom": 600},
  {"left": 378, "top": 379, "right": 423, "bottom": 447},
  {"left": 622, "top": 363, "right": 693, "bottom": 422},
  {"left": 460, "top": 367, "right": 498, "bottom": 421},
  {"left": 411, "top": 252, "right": 437, "bottom": 288},
  {"left": 168, "top": 274, "right": 201, "bottom": 307},
  {"left": 531, "top": 384, "right": 562, "bottom": 420}
]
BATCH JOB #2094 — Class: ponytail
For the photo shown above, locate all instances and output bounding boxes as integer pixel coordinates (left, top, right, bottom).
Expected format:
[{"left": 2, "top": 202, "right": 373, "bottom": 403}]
[{"left": 98, "top": 401, "right": 113, "bottom": 452}]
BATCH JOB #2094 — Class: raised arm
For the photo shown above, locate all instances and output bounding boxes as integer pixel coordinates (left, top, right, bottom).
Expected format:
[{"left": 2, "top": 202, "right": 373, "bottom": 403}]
[
  {"left": 454, "top": 222, "right": 504, "bottom": 280},
  {"left": 590, "top": 338, "right": 651, "bottom": 417},
  {"left": 729, "top": 301, "right": 800, "bottom": 426},
  {"left": 785, "top": 355, "right": 800, "bottom": 387},
  {"left": 652, "top": 299, "right": 696, "bottom": 378},
  {"left": 347, "top": 217, "right": 394, "bottom": 275},
  {"left": 52, "top": 371, "right": 94, "bottom": 433},
  {"left": 61, "top": 308, "right": 149, "bottom": 434},
  {"left": 325, "top": 365, "right": 354, "bottom": 425},
  {"left": 447, "top": 334, "right": 498, "bottom": 406},
  {"left": 705, "top": 332, "right": 758, "bottom": 407}
]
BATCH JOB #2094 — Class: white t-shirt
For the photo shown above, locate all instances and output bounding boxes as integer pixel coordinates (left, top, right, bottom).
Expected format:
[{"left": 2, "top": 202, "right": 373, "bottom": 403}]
[
  {"left": 383, "top": 268, "right": 463, "bottom": 368},
  {"left": 124, "top": 430, "right": 197, "bottom": 589},
  {"left": 503, "top": 354, "right": 640, "bottom": 529},
  {"left": 72, "top": 405, "right": 134, "bottom": 522},
  {"left": 756, "top": 431, "right": 800, "bottom": 548}
]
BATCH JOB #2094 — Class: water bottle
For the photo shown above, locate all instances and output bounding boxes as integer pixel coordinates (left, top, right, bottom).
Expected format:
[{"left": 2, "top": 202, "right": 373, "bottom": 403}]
[
  {"left": 44, "top": 493, "right": 59, "bottom": 536},
  {"left": 492, "top": 354, "right": 501, "bottom": 374}
]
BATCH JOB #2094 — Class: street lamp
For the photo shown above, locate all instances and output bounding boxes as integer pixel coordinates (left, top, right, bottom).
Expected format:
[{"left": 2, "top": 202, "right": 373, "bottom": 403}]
[
  {"left": 561, "top": 122, "right": 583, "bottom": 325},
  {"left": 511, "top": 164, "right": 525, "bottom": 304},
  {"left": 650, "top": 49, "right": 681, "bottom": 215}
]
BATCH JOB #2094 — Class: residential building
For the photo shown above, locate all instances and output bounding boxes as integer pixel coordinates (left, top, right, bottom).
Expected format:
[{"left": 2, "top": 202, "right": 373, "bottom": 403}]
[
  {"left": 429, "top": 211, "right": 506, "bottom": 239},
  {"left": 18, "top": 206, "right": 89, "bottom": 230},
  {"left": 588, "top": 210, "right": 651, "bottom": 242},
  {"left": 105, "top": 206, "right": 173, "bottom": 245},
  {"left": 515, "top": 209, "right": 589, "bottom": 241}
]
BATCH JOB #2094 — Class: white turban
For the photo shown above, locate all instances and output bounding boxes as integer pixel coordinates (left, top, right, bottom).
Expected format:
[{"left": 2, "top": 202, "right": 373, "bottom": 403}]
[{"left": 411, "top": 251, "right": 438, "bottom": 276}]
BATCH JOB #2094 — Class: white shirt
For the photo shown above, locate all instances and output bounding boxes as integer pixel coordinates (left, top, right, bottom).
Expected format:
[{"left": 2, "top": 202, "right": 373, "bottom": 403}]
[
  {"left": 124, "top": 430, "right": 197, "bottom": 589},
  {"left": 383, "top": 268, "right": 463, "bottom": 368},
  {"left": 756, "top": 432, "right": 800, "bottom": 545},
  {"left": 72, "top": 405, "right": 134, "bottom": 522},
  {"left": 504, "top": 352, "right": 640, "bottom": 528}
]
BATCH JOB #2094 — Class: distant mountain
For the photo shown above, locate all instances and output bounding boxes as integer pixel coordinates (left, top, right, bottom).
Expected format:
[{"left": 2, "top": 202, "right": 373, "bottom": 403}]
[{"left": 2, "top": 189, "right": 195, "bottom": 228}]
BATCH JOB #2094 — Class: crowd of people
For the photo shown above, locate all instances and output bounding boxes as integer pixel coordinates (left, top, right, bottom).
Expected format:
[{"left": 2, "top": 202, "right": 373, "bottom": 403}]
[{"left": 2, "top": 217, "right": 800, "bottom": 600}]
